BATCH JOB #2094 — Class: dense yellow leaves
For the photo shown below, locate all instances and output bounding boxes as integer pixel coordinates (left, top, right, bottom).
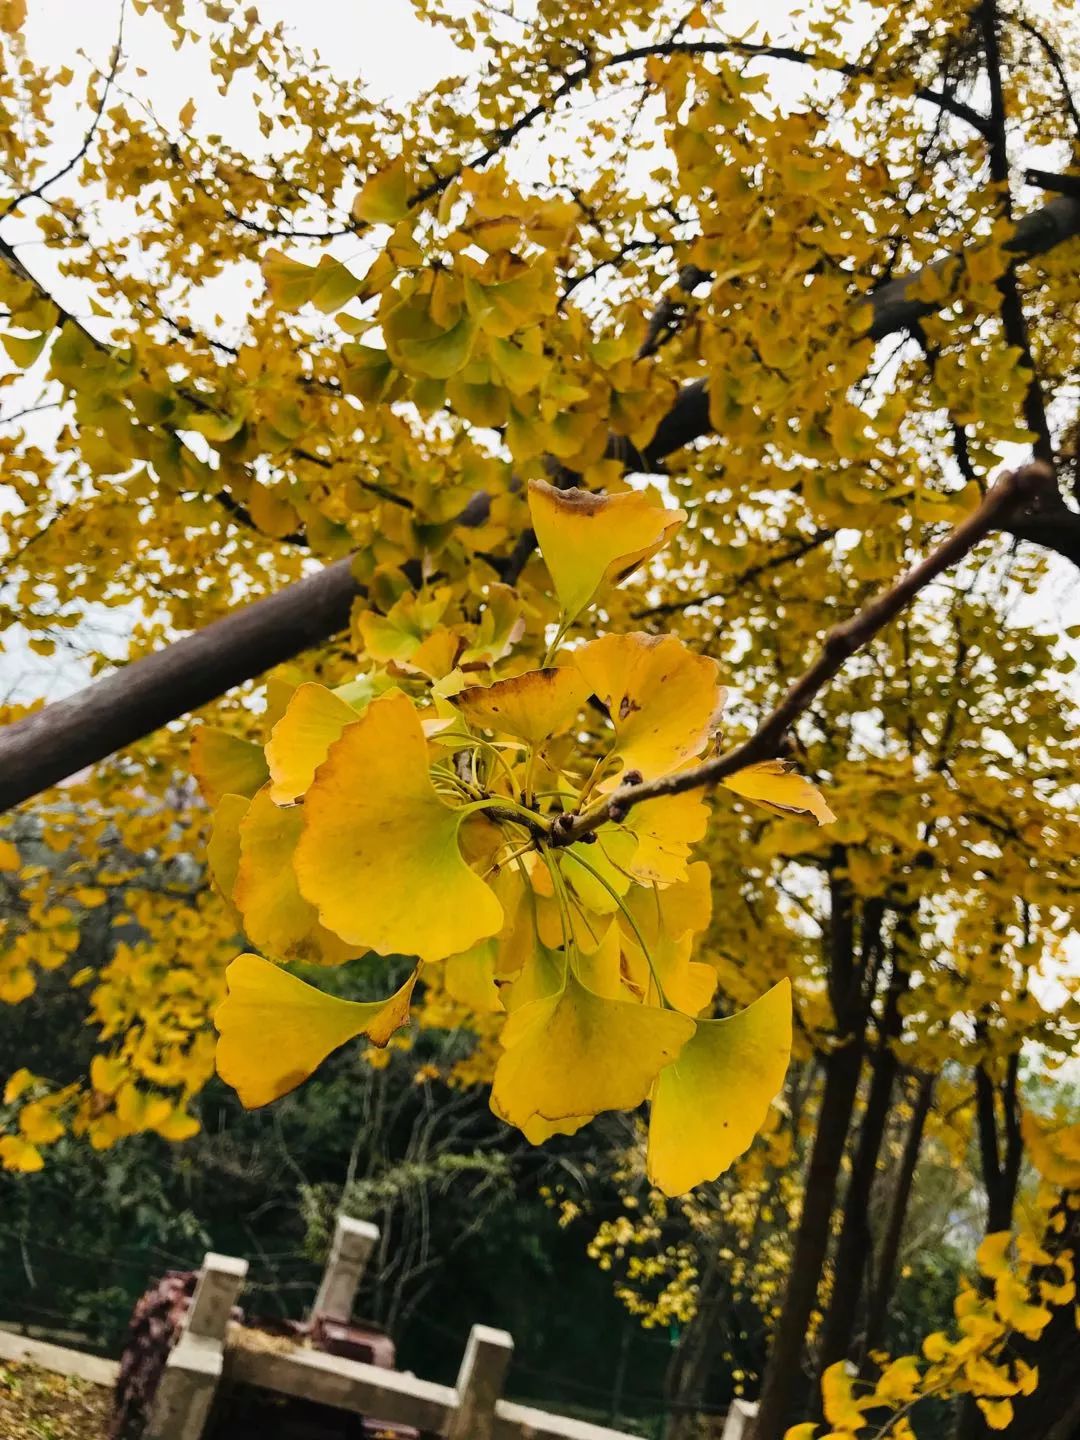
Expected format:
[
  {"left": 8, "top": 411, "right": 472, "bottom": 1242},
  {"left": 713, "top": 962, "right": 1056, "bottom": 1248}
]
[
  {"left": 295, "top": 690, "right": 504, "bottom": 961},
  {"left": 214, "top": 953, "right": 417, "bottom": 1106},
  {"left": 647, "top": 980, "right": 792, "bottom": 1195},
  {"left": 1021, "top": 1110, "right": 1080, "bottom": 1189},
  {"left": 527, "top": 481, "right": 686, "bottom": 619}
]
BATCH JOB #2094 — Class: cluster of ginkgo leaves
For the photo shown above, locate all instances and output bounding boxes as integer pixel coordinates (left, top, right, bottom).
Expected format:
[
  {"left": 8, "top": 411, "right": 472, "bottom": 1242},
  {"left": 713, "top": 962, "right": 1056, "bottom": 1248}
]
[
  {"left": 197, "top": 481, "right": 834, "bottom": 1195},
  {"left": 790, "top": 1116, "right": 1080, "bottom": 1439}
]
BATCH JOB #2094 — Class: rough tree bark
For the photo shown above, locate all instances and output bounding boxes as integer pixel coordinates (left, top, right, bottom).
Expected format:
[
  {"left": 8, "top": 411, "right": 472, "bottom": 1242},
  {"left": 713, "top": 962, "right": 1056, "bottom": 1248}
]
[
  {"left": 814, "top": 918, "right": 915, "bottom": 1382},
  {"left": 749, "top": 869, "right": 878, "bottom": 1440},
  {"left": 860, "top": 1071, "right": 936, "bottom": 1364}
]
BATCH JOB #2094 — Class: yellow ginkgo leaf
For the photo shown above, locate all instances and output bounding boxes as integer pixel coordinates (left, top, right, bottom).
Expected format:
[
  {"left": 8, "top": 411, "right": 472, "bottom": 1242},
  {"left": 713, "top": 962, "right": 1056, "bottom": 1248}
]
[
  {"left": 0, "top": 1134, "right": 44, "bottom": 1173},
  {"left": 647, "top": 979, "right": 791, "bottom": 1195},
  {"left": 454, "top": 667, "right": 589, "bottom": 746},
  {"left": 491, "top": 1088, "right": 592, "bottom": 1146},
  {"left": 190, "top": 727, "right": 269, "bottom": 805},
  {"left": 492, "top": 972, "right": 694, "bottom": 1130},
  {"left": 648, "top": 936, "right": 718, "bottom": 1017},
  {"left": 977, "top": 1400, "right": 1014, "bottom": 1432},
  {"left": 820, "top": 1360, "right": 873, "bottom": 1431},
  {"left": 235, "top": 788, "right": 357, "bottom": 966},
  {"left": 575, "top": 632, "right": 724, "bottom": 783},
  {"left": 527, "top": 480, "right": 686, "bottom": 619},
  {"left": 18, "top": 1100, "right": 64, "bottom": 1146},
  {"left": 266, "top": 682, "right": 360, "bottom": 803},
  {"left": 206, "top": 793, "right": 250, "bottom": 904},
  {"left": 721, "top": 760, "right": 835, "bottom": 825},
  {"left": 352, "top": 157, "right": 412, "bottom": 226},
  {"left": 3, "top": 1067, "right": 35, "bottom": 1104},
  {"left": 0, "top": 839, "right": 19, "bottom": 870},
  {"left": 295, "top": 690, "right": 504, "bottom": 961},
  {"left": 623, "top": 790, "right": 711, "bottom": 884},
  {"left": 1020, "top": 1111, "right": 1080, "bottom": 1188},
  {"left": 215, "top": 952, "right": 417, "bottom": 1107},
  {"left": 444, "top": 940, "right": 504, "bottom": 1014}
]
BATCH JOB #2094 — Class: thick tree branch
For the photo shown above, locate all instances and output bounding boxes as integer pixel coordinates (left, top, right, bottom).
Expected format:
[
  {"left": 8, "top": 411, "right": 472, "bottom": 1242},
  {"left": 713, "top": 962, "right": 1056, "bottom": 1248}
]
[
  {"left": 0, "top": 557, "right": 361, "bottom": 812},
  {"left": 548, "top": 462, "right": 1055, "bottom": 847},
  {"left": 2, "top": 184, "right": 1076, "bottom": 810}
]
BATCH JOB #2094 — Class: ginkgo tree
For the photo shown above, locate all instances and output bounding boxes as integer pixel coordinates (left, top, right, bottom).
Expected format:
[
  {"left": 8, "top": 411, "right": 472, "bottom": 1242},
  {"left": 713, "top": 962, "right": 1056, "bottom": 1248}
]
[{"left": 1, "top": 0, "right": 1079, "bottom": 1436}]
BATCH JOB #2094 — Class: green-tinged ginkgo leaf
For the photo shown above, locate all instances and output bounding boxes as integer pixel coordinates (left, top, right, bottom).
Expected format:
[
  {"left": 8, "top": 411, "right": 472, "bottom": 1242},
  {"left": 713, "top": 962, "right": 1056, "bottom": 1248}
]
[
  {"left": 1, "top": 330, "right": 49, "bottom": 368},
  {"left": 561, "top": 831, "right": 637, "bottom": 914},
  {"left": 352, "top": 157, "right": 412, "bottom": 225},
  {"left": 721, "top": 759, "right": 835, "bottom": 824},
  {"left": 266, "top": 682, "right": 361, "bottom": 804},
  {"left": 528, "top": 481, "right": 686, "bottom": 619},
  {"left": 262, "top": 250, "right": 363, "bottom": 312},
  {"left": 295, "top": 690, "right": 504, "bottom": 961},
  {"left": 190, "top": 727, "right": 269, "bottom": 805},
  {"left": 575, "top": 632, "right": 724, "bottom": 783},
  {"left": 397, "top": 309, "right": 478, "bottom": 379},
  {"left": 206, "top": 793, "right": 250, "bottom": 903},
  {"left": 454, "top": 666, "right": 589, "bottom": 747},
  {"left": 647, "top": 979, "right": 792, "bottom": 1195},
  {"left": 215, "top": 952, "right": 417, "bottom": 1107},
  {"left": 492, "top": 972, "right": 694, "bottom": 1129},
  {"left": 235, "top": 788, "right": 357, "bottom": 965}
]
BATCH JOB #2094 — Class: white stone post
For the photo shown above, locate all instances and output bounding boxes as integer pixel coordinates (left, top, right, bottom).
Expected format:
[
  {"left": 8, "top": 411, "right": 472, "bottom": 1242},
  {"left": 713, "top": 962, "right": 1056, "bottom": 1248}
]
[
  {"left": 311, "top": 1215, "right": 380, "bottom": 1323},
  {"left": 721, "top": 1398, "right": 759, "bottom": 1440},
  {"left": 144, "top": 1252, "right": 248, "bottom": 1440},
  {"left": 448, "top": 1323, "right": 514, "bottom": 1440}
]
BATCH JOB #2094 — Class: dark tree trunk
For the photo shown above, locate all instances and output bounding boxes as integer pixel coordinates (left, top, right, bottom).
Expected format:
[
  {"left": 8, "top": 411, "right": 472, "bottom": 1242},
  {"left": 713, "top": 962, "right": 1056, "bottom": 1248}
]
[
  {"left": 751, "top": 861, "right": 874, "bottom": 1440},
  {"left": 955, "top": 1052, "right": 1024, "bottom": 1440},
  {"left": 814, "top": 939, "right": 913, "bottom": 1379},
  {"left": 861, "top": 1071, "right": 936, "bottom": 1362}
]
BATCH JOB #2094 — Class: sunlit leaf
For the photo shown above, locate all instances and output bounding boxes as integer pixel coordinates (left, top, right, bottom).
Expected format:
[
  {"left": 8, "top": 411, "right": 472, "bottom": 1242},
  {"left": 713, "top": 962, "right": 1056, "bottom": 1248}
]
[
  {"left": 528, "top": 481, "right": 685, "bottom": 619},
  {"left": 575, "top": 632, "right": 724, "bottom": 782},
  {"left": 647, "top": 980, "right": 791, "bottom": 1194},
  {"left": 454, "top": 666, "right": 589, "bottom": 746},
  {"left": 215, "top": 952, "right": 417, "bottom": 1107},
  {"left": 295, "top": 690, "right": 503, "bottom": 961},
  {"left": 722, "top": 760, "right": 835, "bottom": 825},
  {"left": 266, "top": 682, "right": 361, "bottom": 804},
  {"left": 492, "top": 971, "right": 694, "bottom": 1130}
]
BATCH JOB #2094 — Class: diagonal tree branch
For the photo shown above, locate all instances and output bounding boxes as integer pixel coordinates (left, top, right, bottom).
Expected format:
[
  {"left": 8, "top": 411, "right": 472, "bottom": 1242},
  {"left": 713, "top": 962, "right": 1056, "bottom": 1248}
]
[
  {"left": 547, "top": 462, "right": 1056, "bottom": 846},
  {"left": 1, "top": 192, "right": 1077, "bottom": 812},
  {"left": 0, "top": 556, "right": 361, "bottom": 812}
]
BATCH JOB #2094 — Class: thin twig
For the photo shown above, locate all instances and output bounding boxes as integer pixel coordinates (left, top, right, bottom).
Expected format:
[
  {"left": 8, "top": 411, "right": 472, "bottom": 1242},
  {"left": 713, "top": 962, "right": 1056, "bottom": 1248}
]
[{"left": 550, "top": 462, "right": 1055, "bottom": 846}]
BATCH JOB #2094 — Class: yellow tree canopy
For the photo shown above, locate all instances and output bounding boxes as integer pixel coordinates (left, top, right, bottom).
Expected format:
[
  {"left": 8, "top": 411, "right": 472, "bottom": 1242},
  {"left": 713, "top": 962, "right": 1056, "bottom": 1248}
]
[{"left": 0, "top": 0, "right": 1077, "bottom": 1218}]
